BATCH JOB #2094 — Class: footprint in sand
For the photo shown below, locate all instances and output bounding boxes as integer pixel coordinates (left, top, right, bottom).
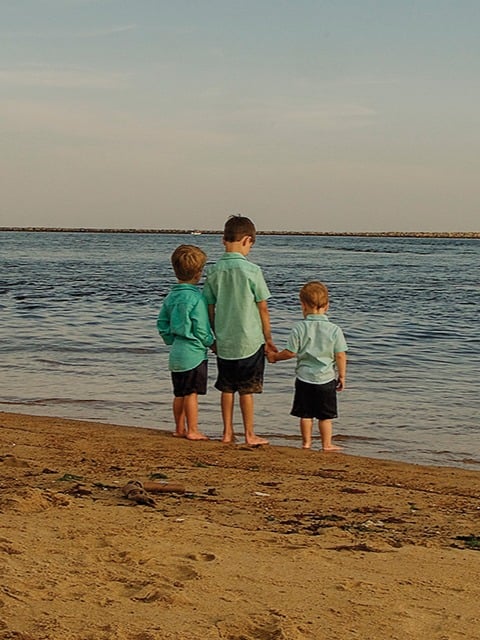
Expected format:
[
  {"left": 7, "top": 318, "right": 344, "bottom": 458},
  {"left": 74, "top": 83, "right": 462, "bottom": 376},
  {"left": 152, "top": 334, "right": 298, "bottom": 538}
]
[
  {"left": 217, "top": 610, "right": 308, "bottom": 640},
  {"left": 184, "top": 552, "right": 216, "bottom": 562}
]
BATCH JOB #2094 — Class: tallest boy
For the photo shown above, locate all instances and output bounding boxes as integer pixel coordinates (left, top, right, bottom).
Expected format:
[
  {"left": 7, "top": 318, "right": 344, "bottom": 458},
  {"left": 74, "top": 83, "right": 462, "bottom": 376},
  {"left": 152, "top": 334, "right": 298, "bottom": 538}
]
[{"left": 203, "top": 215, "right": 277, "bottom": 445}]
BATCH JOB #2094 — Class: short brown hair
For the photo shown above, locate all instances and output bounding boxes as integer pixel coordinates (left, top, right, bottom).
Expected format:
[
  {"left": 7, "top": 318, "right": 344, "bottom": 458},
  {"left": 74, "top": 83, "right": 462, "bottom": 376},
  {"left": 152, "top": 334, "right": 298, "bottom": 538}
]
[
  {"left": 171, "top": 245, "right": 207, "bottom": 281},
  {"left": 223, "top": 215, "right": 256, "bottom": 243},
  {"left": 299, "top": 281, "right": 329, "bottom": 309}
]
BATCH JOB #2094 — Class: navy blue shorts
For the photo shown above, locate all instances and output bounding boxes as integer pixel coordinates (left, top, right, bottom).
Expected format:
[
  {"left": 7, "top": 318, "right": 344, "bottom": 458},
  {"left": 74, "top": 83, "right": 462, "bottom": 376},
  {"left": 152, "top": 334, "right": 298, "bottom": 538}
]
[
  {"left": 290, "top": 378, "right": 338, "bottom": 420},
  {"left": 215, "top": 345, "right": 265, "bottom": 395},
  {"left": 171, "top": 360, "right": 208, "bottom": 397}
]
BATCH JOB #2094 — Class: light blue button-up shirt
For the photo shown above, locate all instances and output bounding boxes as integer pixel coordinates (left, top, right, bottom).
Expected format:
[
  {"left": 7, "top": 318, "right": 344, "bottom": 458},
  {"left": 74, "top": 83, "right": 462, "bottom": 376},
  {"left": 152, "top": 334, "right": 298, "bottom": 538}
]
[{"left": 286, "top": 314, "right": 348, "bottom": 384}]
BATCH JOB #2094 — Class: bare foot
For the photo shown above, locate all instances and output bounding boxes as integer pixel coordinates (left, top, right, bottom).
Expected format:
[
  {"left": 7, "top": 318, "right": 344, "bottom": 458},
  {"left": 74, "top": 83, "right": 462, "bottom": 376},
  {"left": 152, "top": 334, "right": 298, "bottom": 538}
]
[
  {"left": 245, "top": 436, "right": 269, "bottom": 446},
  {"left": 302, "top": 444, "right": 312, "bottom": 450},
  {"left": 172, "top": 431, "right": 186, "bottom": 438},
  {"left": 322, "top": 444, "right": 343, "bottom": 452},
  {"left": 222, "top": 436, "right": 237, "bottom": 444},
  {"left": 186, "top": 432, "right": 209, "bottom": 441}
]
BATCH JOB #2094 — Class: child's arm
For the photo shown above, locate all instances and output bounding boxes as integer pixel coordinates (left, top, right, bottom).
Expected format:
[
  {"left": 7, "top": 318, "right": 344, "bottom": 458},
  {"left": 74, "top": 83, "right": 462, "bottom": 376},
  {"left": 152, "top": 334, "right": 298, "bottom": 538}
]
[
  {"left": 257, "top": 300, "right": 277, "bottom": 355},
  {"left": 207, "top": 304, "right": 215, "bottom": 328},
  {"left": 335, "top": 351, "right": 347, "bottom": 390},
  {"left": 268, "top": 348, "right": 296, "bottom": 364},
  {"left": 206, "top": 304, "right": 217, "bottom": 352},
  {"left": 191, "top": 300, "right": 215, "bottom": 348},
  {"left": 157, "top": 308, "right": 173, "bottom": 345}
]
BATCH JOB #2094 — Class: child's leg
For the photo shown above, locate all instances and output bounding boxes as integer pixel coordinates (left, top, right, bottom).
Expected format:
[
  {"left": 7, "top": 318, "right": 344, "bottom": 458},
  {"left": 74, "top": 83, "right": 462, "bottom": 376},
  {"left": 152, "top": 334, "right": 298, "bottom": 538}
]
[
  {"left": 300, "top": 418, "right": 313, "bottom": 449},
  {"left": 172, "top": 397, "right": 186, "bottom": 437},
  {"left": 318, "top": 419, "right": 342, "bottom": 451},
  {"left": 239, "top": 393, "right": 269, "bottom": 446},
  {"left": 221, "top": 392, "right": 235, "bottom": 443},
  {"left": 183, "top": 393, "right": 208, "bottom": 440}
]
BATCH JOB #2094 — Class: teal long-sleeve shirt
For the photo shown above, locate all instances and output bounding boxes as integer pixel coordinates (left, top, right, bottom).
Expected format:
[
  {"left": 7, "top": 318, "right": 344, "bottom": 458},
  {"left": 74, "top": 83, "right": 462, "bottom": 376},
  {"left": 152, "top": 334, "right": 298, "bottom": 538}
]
[{"left": 157, "top": 284, "right": 214, "bottom": 372}]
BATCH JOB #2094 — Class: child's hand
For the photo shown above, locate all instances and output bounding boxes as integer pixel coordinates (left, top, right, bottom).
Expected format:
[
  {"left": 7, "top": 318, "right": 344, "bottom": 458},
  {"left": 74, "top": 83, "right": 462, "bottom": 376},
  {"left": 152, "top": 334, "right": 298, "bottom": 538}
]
[
  {"left": 266, "top": 351, "right": 277, "bottom": 364},
  {"left": 265, "top": 338, "right": 278, "bottom": 355},
  {"left": 336, "top": 377, "right": 345, "bottom": 391},
  {"left": 210, "top": 342, "right": 217, "bottom": 354},
  {"left": 265, "top": 340, "right": 277, "bottom": 363}
]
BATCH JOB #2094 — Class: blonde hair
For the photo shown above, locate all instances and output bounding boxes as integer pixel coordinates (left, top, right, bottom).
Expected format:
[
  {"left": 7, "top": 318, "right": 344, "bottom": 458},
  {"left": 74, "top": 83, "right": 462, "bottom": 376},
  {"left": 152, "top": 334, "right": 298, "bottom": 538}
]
[
  {"left": 299, "top": 281, "right": 329, "bottom": 309},
  {"left": 223, "top": 214, "right": 256, "bottom": 243},
  {"left": 171, "top": 245, "right": 207, "bottom": 281}
]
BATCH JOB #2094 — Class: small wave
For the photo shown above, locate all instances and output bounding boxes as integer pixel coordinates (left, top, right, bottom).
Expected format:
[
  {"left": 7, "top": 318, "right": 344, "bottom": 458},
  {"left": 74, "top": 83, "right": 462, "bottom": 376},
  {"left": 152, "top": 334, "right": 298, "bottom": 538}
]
[
  {"left": 37, "top": 358, "right": 91, "bottom": 367},
  {"left": 4, "top": 345, "right": 159, "bottom": 355},
  {"left": 436, "top": 449, "right": 480, "bottom": 464},
  {"left": 335, "top": 433, "right": 381, "bottom": 442},
  {"left": 22, "top": 398, "right": 162, "bottom": 408},
  {"left": 266, "top": 432, "right": 301, "bottom": 441},
  {"left": 0, "top": 397, "right": 162, "bottom": 408},
  {"left": 60, "top": 345, "right": 158, "bottom": 354},
  {"left": 329, "top": 247, "right": 434, "bottom": 255}
]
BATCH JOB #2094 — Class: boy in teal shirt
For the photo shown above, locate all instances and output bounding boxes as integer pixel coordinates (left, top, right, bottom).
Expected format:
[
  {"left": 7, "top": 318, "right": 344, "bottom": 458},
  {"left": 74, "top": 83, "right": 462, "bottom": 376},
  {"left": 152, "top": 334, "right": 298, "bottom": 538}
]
[
  {"left": 268, "top": 281, "right": 347, "bottom": 451},
  {"left": 157, "top": 245, "right": 214, "bottom": 440},
  {"left": 203, "top": 215, "right": 277, "bottom": 445}
]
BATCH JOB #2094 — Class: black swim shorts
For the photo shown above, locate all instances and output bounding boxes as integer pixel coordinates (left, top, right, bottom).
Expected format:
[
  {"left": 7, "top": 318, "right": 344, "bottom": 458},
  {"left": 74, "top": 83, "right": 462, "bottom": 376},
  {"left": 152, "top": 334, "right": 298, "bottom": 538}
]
[
  {"left": 171, "top": 360, "right": 208, "bottom": 397},
  {"left": 290, "top": 378, "right": 338, "bottom": 420},
  {"left": 215, "top": 345, "right": 265, "bottom": 395}
]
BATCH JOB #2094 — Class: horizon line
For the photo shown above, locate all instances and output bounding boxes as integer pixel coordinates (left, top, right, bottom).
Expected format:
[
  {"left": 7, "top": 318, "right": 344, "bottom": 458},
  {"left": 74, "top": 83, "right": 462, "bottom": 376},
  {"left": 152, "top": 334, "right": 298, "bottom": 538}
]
[{"left": 0, "top": 227, "right": 478, "bottom": 239}]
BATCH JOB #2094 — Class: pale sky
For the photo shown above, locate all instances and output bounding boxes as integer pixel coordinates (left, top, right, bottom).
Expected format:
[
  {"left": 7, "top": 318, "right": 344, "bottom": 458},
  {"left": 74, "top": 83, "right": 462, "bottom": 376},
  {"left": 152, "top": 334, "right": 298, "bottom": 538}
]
[{"left": 1, "top": 0, "right": 479, "bottom": 232}]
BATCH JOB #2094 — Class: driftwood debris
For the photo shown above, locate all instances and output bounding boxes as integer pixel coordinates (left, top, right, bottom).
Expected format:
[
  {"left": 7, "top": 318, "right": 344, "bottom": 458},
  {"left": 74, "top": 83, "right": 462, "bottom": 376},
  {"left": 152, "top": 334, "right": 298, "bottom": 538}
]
[{"left": 121, "top": 480, "right": 186, "bottom": 507}]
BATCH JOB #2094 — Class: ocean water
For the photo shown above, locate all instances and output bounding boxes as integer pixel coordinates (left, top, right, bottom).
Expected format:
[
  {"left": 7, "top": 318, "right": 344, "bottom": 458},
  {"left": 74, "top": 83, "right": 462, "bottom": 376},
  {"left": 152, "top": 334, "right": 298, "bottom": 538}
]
[{"left": 0, "top": 231, "right": 478, "bottom": 470}]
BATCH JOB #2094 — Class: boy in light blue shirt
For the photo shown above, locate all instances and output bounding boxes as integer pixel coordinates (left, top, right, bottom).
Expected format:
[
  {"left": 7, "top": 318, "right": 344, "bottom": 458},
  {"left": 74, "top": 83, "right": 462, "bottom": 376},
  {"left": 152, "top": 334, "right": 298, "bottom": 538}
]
[
  {"left": 157, "top": 245, "right": 214, "bottom": 440},
  {"left": 268, "top": 281, "right": 347, "bottom": 451},
  {"left": 203, "top": 215, "right": 277, "bottom": 445}
]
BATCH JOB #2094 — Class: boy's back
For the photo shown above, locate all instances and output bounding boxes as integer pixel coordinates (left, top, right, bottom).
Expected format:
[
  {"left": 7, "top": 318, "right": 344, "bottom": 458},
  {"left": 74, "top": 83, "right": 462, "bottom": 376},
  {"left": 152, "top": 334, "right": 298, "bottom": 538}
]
[
  {"left": 203, "top": 253, "right": 270, "bottom": 360},
  {"left": 158, "top": 283, "right": 213, "bottom": 372},
  {"left": 287, "top": 314, "right": 346, "bottom": 385}
]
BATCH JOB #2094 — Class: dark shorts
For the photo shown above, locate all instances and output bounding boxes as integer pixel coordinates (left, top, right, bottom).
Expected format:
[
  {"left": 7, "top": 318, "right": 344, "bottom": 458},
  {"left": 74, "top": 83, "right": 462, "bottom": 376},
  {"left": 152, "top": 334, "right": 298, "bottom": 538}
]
[
  {"left": 215, "top": 345, "right": 265, "bottom": 395},
  {"left": 290, "top": 378, "right": 338, "bottom": 420},
  {"left": 171, "top": 360, "right": 208, "bottom": 397}
]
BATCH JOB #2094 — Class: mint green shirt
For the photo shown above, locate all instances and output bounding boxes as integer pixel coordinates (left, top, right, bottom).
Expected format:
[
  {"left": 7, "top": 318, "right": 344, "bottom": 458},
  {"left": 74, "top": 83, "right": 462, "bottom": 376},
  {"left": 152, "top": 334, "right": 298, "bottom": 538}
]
[
  {"left": 203, "top": 252, "right": 271, "bottom": 360},
  {"left": 286, "top": 314, "right": 348, "bottom": 384},
  {"left": 157, "top": 284, "right": 214, "bottom": 372}
]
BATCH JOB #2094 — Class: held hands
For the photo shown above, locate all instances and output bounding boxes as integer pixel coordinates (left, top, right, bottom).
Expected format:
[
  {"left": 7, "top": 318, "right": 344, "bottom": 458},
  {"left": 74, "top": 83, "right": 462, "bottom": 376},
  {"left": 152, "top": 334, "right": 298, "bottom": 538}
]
[
  {"left": 266, "top": 347, "right": 296, "bottom": 364},
  {"left": 266, "top": 350, "right": 277, "bottom": 364},
  {"left": 265, "top": 339, "right": 278, "bottom": 364}
]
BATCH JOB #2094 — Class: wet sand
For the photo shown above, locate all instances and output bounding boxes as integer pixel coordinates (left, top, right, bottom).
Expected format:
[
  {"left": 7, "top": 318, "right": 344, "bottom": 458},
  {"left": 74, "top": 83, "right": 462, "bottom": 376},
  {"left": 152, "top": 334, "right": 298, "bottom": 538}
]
[{"left": 1, "top": 411, "right": 479, "bottom": 639}]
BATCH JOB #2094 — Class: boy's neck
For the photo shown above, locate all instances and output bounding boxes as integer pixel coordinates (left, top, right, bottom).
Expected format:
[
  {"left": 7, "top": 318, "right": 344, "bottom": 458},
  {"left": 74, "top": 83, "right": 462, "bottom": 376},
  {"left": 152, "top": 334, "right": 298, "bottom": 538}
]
[
  {"left": 223, "top": 236, "right": 252, "bottom": 256},
  {"left": 177, "top": 278, "right": 199, "bottom": 285},
  {"left": 302, "top": 304, "right": 328, "bottom": 317}
]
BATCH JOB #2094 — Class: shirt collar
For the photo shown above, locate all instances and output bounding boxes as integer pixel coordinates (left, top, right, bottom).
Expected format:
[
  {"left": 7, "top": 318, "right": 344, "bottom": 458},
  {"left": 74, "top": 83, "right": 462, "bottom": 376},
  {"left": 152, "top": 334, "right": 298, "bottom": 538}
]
[
  {"left": 172, "top": 283, "right": 198, "bottom": 290},
  {"left": 221, "top": 252, "right": 246, "bottom": 260},
  {"left": 305, "top": 314, "right": 329, "bottom": 322}
]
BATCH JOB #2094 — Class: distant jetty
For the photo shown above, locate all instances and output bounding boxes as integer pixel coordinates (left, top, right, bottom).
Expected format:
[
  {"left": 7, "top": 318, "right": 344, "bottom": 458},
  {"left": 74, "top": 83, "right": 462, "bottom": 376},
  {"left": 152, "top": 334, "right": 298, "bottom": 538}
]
[{"left": 0, "top": 227, "right": 478, "bottom": 238}]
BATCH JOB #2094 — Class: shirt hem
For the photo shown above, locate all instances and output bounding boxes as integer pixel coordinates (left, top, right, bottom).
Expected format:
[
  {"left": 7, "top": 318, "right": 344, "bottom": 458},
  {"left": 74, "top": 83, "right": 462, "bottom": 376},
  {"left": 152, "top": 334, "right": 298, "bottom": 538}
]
[{"left": 296, "top": 374, "right": 336, "bottom": 385}]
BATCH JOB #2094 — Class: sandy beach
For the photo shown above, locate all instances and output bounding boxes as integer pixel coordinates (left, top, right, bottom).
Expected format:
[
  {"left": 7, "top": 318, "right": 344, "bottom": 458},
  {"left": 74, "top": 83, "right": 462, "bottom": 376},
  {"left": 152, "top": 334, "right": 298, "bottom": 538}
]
[{"left": 1, "top": 411, "right": 479, "bottom": 640}]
